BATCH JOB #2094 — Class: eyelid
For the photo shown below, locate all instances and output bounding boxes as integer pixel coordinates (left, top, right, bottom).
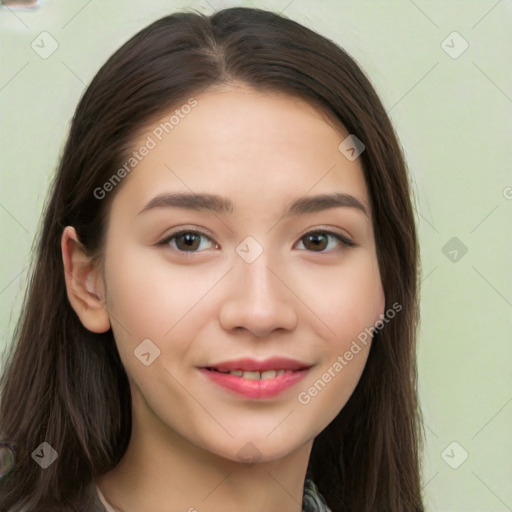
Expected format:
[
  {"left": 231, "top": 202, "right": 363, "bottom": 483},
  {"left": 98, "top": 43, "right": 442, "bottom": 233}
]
[
  {"left": 307, "top": 229, "right": 356, "bottom": 248},
  {"left": 154, "top": 228, "right": 219, "bottom": 252},
  {"left": 298, "top": 225, "right": 355, "bottom": 245},
  {"left": 155, "top": 225, "right": 218, "bottom": 244}
]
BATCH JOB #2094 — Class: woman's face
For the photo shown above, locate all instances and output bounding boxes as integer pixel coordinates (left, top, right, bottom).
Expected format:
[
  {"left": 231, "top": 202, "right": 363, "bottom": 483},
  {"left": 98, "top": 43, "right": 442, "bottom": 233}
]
[{"left": 100, "top": 87, "right": 385, "bottom": 463}]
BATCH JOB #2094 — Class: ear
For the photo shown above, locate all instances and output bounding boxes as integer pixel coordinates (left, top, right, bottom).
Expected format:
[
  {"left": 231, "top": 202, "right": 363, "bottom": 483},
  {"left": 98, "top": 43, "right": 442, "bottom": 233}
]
[{"left": 61, "top": 226, "right": 111, "bottom": 333}]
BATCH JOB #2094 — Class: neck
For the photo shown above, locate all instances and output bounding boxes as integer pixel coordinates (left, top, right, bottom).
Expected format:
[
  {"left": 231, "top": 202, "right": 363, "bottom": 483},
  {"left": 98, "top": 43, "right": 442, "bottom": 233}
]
[{"left": 96, "top": 384, "right": 312, "bottom": 512}]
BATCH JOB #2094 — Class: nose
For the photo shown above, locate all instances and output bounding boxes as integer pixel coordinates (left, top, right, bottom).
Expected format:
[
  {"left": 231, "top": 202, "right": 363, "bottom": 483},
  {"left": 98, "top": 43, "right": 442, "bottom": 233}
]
[{"left": 219, "top": 251, "right": 298, "bottom": 338}]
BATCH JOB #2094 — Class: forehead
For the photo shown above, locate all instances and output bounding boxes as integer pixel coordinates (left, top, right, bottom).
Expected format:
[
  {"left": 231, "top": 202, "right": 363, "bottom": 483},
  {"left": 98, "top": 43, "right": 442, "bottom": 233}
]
[{"left": 111, "top": 87, "right": 370, "bottom": 219}]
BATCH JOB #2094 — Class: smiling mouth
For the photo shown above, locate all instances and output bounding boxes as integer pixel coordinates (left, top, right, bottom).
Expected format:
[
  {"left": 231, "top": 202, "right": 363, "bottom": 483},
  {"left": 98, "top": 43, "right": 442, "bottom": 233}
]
[
  {"left": 205, "top": 368, "right": 300, "bottom": 380},
  {"left": 199, "top": 364, "right": 311, "bottom": 399},
  {"left": 198, "top": 356, "right": 313, "bottom": 398}
]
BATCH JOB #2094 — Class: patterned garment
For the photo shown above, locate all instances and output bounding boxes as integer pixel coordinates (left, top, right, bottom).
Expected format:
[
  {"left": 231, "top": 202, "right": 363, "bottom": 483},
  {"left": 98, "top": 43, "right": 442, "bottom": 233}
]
[
  {"left": 302, "top": 478, "right": 333, "bottom": 512},
  {"left": 96, "top": 478, "right": 332, "bottom": 511}
]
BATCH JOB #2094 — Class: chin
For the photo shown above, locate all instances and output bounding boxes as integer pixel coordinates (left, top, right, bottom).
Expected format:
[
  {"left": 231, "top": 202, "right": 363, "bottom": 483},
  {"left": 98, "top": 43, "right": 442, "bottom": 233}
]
[{"left": 208, "top": 435, "right": 307, "bottom": 465}]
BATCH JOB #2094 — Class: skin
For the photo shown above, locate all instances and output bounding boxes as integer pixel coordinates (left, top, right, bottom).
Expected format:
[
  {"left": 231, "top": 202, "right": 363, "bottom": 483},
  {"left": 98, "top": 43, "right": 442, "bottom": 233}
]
[{"left": 62, "top": 86, "right": 385, "bottom": 512}]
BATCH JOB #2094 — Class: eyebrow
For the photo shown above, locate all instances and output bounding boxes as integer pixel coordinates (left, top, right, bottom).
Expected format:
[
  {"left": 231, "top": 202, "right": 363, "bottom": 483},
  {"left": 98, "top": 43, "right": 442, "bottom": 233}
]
[{"left": 138, "top": 191, "right": 368, "bottom": 218}]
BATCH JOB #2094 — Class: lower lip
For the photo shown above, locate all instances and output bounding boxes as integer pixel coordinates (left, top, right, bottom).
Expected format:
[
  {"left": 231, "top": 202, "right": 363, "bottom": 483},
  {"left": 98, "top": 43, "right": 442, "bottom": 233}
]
[{"left": 199, "top": 368, "right": 310, "bottom": 399}]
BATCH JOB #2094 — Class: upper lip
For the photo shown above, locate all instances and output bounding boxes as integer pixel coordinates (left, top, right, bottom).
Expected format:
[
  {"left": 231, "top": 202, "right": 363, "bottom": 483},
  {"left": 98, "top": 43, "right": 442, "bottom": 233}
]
[{"left": 201, "top": 357, "right": 312, "bottom": 372}]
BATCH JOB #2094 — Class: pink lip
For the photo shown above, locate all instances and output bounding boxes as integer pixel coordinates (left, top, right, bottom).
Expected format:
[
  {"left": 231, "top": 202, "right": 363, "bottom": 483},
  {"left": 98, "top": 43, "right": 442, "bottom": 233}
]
[{"left": 198, "top": 357, "right": 312, "bottom": 399}]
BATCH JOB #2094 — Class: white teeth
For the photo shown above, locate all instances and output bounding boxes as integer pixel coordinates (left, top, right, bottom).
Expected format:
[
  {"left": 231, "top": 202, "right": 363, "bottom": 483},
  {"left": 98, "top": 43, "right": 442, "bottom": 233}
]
[
  {"left": 242, "top": 371, "right": 260, "bottom": 380},
  {"left": 222, "top": 369, "right": 291, "bottom": 379}
]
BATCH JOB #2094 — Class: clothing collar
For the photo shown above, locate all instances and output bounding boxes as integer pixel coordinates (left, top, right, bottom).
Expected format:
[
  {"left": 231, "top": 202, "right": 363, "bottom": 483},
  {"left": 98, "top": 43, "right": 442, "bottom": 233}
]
[{"left": 95, "top": 478, "right": 332, "bottom": 512}]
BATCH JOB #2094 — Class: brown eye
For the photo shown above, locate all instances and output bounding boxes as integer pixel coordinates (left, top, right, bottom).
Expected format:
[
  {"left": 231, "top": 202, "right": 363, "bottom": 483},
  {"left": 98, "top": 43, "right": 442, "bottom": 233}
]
[
  {"left": 158, "top": 230, "right": 217, "bottom": 254},
  {"left": 175, "top": 233, "right": 201, "bottom": 251},
  {"left": 296, "top": 230, "right": 355, "bottom": 253},
  {"left": 302, "top": 233, "right": 328, "bottom": 252}
]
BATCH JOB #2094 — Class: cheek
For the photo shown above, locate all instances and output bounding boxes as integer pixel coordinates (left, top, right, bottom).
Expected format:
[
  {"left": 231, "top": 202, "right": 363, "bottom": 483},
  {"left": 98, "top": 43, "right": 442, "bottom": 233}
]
[
  {"left": 293, "top": 251, "right": 384, "bottom": 343},
  {"left": 104, "top": 245, "right": 211, "bottom": 334},
  {"left": 291, "top": 252, "right": 382, "bottom": 418},
  {"left": 103, "top": 246, "right": 219, "bottom": 375}
]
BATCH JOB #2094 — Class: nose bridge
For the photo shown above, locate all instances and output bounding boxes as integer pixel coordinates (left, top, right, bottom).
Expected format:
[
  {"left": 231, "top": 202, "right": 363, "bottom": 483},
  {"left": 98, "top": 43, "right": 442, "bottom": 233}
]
[
  {"left": 235, "top": 236, "right": 281, "bottom": 306},
  {"left": 219, "top": 236, "right": 297, "bottom": 336}
]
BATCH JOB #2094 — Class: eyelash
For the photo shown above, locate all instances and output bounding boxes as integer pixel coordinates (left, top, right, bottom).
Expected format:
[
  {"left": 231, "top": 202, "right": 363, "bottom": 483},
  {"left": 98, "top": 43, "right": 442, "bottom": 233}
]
[{"left": 155, "top": 228, "right": 356, "bottom": 256}]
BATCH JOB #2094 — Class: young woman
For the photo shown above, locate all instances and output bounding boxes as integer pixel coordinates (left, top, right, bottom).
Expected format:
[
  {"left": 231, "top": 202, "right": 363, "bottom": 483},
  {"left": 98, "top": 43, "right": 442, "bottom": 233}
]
[{"left": 0, "top": 7, "right": 424, "bottom": 512}]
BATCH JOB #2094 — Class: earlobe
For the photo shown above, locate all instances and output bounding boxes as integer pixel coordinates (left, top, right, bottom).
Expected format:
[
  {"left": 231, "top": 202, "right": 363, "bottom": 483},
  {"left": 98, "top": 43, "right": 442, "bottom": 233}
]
[{"left": 61, "top": 226, "right": 111, "bottom": 333}]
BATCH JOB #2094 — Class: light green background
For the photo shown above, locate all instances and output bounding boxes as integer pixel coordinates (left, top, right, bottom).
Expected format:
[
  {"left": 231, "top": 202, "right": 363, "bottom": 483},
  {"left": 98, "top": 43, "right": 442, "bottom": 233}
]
[{"left": 1, "top": 1, "right": 511, "bottom": 510}]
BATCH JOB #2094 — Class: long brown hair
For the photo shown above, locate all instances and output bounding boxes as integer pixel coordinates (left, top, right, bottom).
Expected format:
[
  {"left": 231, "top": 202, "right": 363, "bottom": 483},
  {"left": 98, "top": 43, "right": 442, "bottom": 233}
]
[{"left": 0, "top": 7, "right": 423, "bottom": 511}]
